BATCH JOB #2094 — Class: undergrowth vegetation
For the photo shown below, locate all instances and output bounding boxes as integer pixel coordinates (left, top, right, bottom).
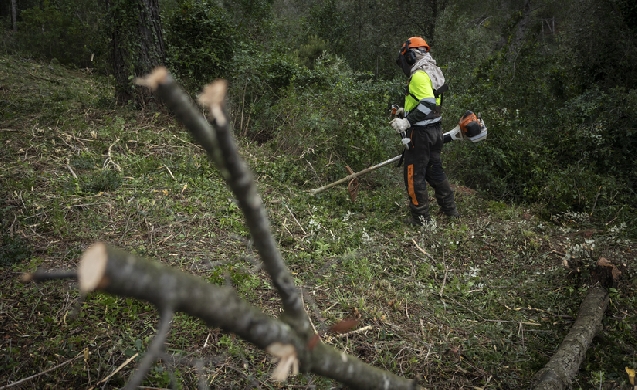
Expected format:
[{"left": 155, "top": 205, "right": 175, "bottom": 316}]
[{"left": 1, "top": 54, "right": 636, "bottom": 389}]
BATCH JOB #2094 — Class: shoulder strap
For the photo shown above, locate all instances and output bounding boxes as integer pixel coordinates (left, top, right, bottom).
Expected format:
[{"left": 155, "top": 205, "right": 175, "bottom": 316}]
[
  {"left": 433, "top": 83, "right": 448, "bottom": 98},
  {"left": 434, "top": 83, "right": 448, "bottom": 108}
]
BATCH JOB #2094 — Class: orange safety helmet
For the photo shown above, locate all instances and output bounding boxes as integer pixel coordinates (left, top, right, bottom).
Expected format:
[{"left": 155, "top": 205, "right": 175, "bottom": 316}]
[{"left": 399, "top": 36, "right": 430, "bottom": 55}]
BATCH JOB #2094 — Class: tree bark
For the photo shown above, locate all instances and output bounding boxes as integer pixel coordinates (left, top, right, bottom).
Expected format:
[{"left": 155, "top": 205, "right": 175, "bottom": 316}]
[
  {"left": 532, "top": 286, "right": 609, "bottom": 390},
  {"left": 508, "top": 0, "right": 532, "bottom": 59}
]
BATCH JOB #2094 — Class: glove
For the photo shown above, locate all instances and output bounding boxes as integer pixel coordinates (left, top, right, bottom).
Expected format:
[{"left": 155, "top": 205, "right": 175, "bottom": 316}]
[
  {"left": 443, "top": 125, "right": 464, "bottom": 141},
  {"left": 389, "top": 117, "right": 410, "bottom": 134},
  {"left": 395, "top": 107, "right": 405, "bottom": 116}
]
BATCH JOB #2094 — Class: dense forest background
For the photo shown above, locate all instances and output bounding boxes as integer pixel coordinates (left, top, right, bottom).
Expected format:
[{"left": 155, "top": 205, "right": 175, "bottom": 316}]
[{"left": 2, "top": 0, "right": 636, "bottom": 233}]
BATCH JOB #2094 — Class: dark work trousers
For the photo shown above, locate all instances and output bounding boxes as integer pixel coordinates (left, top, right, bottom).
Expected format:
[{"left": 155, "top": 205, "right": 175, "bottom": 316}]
[{"left": 402, "top": 122, "right": 457, "bottom": 220}]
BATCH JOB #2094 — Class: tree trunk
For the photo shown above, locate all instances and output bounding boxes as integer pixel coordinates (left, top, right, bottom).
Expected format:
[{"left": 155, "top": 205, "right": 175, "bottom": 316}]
[
  {"left": 532, "top": 286, "right": 609, "bottom": 390},
  {"left": 11, "top": 0, "right": 17, "bottom": 32},
  {"left": 105, "top": 0, "right": 166, "bottom": 106}
]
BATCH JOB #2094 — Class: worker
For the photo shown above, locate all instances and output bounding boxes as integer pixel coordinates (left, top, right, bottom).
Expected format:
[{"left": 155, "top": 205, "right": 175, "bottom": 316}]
[{"left": 390, "top": 36, "right": 459, "bottom": 226}]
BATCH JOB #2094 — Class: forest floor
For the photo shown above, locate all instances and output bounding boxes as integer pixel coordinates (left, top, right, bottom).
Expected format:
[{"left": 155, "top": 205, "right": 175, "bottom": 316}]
[{"left": 1, "top": 54, "right": 636, "bottom": 390}]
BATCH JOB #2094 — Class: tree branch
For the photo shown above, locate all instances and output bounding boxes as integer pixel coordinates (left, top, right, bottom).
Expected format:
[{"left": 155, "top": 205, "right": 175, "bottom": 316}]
[
  {"left": 308, "top": 155, "right": 402, "bottom": 195},
  {"left": 75, "top": 243, "right": 303, "bottom": 353},
  {"left": 135, "top": 69, "right": 312, "bottom": 342},
  {"left": 0, "top": 352, "right": 84, "bottom": 390},
  {"left": 25, "top": 242, "right": 419, "bottom": 389}
]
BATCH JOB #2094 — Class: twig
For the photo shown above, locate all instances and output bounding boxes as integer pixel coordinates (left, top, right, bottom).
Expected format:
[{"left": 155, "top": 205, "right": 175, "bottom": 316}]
[
  {"left": 162, "top": 164, "right": 176, "bottom": 180},
  {"left": 284, "top": 203, "right": 307, "bottom": 236},
  {"left": 203, "top": 333, "right": 211, "bottom": 349},
  {"left": 589, "top": 186, "right": 601, "bottom": 217},
  {"left": 412, "top": 239, "right": 434, "bottom": 260},
  {"left": 124, "top": 309, "right": 174, "bottom": 390},
  {"left": 66, "top": 160, "right": 78, "bottom": 180},
  {"left": 605, "top": 205, "right": 624, "bottom": 226},
  {"left": 437, "top": 250, "right": 449, "bottom": 299},
  {"left": 301, "top": 290, "right": 319, "bottom": 335},
  {"left": 9, "top": 214, "right": 16, "bottom": 237},
  {"left": 88, "top": 352, "right": 139, "bottom": 390},
  {"left": 0, "top": 352, "right": 83, "bottom": 389},
  {"left": 71, "top": 202, "right": 110, "bottom": 208},
  {"left": 103, "top": 138, "right": 122, "bottom": 172},
  {"left": 439, "top": 266, "right": 449, "bottom": 298}
]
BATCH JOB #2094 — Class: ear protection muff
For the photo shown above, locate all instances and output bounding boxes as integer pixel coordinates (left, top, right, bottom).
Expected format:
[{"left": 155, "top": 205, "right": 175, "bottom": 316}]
[
  {"left": 395, "top": 39, "right": 418, "bottom": 67},
  {"left": 395, "top": 38, "right": 422, "bottom": 76},
  {"left": 403, "top": 39, "right": 418, "bottom": 66}
]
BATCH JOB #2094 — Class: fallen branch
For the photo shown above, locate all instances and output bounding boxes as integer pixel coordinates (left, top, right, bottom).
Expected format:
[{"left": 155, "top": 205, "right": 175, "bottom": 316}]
[
  {"left": 532, "top": 286, "right": 609, "bottom": 390},
  {"left": 26, "top": 242, "right": 419, "bottom": 390},
  {"left": 337, "top": 325, "right": 373, "bottom": 338},
  {"left": 308, "top": 155, "right": 401, "bottom": 195}
]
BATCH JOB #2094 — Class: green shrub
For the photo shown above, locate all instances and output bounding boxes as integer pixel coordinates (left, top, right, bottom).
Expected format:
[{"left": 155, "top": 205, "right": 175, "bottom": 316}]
[
  {"left": 268, "top": 53, "right": 396, "bottom": 185},
  {"left": 225, "top": 45, "right": 302, "bottom": 142},
  {"left": 441, "top": 24, "right": 637, "bottom": 231},
  {"left": 538, "top": 166, "right": 620, "bottom": 216},
  {"left": 296, "top": 35, "right": 328, "bottom": 69},
  {"left": 554, "top": 87, "right": 637, "bottom": 192}
]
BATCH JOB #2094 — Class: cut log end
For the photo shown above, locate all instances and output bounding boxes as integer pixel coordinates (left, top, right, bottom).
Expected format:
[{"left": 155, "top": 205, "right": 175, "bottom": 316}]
[
  {"left": 78, "top": 243, "right": 109, "bottom": 293},
  {"left": 20, "top": 273, "right": 33, "bottom": 283},
  {"left": 197, "top": 80, "right": 228, "bottom": 126},
  {"left": 134, "top": 67, "right": 169, "bottom": 91}
]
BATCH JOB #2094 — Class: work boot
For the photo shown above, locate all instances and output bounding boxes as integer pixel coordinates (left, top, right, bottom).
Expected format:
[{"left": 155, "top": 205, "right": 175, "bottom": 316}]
[
  {"left": 431, "top": 179, "right": 459, "bottom": 218},
  {"left": 408, "top": 200, "right": 431, "bottom": 226},
  {"left": 444, "top": 209, "right": 460, "bottom": 219},
  {"left": 405, "top": 214, "right": 431, "bottom": 226}
]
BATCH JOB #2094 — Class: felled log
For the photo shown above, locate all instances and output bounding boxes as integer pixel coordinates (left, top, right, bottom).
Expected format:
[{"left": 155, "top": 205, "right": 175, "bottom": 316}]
[{"left": 532, "top": 286, "right": 609, "bottom": 389}]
